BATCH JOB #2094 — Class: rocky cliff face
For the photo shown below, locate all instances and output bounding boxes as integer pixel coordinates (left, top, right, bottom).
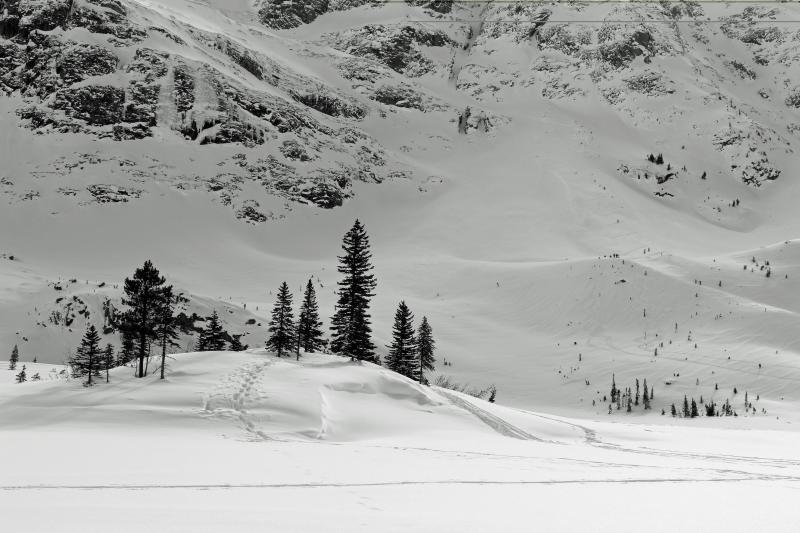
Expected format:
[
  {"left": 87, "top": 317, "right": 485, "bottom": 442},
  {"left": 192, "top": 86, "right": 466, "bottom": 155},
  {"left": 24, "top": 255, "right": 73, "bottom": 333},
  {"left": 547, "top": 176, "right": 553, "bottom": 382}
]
[{"left": 1, "top": 0, "right": 799, "bottom": 220}]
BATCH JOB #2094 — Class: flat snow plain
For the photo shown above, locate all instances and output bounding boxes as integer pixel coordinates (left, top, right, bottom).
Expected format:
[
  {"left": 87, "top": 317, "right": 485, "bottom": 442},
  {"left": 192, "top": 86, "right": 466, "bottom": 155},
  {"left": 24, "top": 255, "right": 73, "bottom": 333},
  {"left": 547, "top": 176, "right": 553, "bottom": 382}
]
[{"left": 2, "top": 351, "right": 799, "bottom": 532}]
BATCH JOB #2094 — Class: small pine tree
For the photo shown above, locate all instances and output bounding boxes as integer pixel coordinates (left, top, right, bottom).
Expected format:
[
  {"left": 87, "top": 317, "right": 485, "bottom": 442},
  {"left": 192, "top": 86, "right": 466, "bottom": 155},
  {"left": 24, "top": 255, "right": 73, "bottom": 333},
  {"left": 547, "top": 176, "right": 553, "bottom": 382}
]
[
  {"left": 9, "top": 344, "right": 19, "bottom": 370},
  {"left": 267, "top": 282, "right": 296, "bottom": 357},
  {"left": 118, "top": 329, "right": 136, "bottom": 367},
  {"left": 229, "top": 335, "right": 247, "bottom": 352},
  {"left": 385, "top": 301, "right": 417, "bottom": 380},
  {"left": 635, "top": 378, "right": 640, "bottom": 406},
  {"left": 15, "top": 364, "right": 26, "bottom": 383},
  {"left": 103, "top": 343, "right": 114, "bottom": 384},
  {"left": 416, "top": 316, "right": 436, "bottom": 385},
  {"left": 683, "top": 395, "right": 690, "bottom": 417},
  {"left": 671, "top": 403, "right": 677, "bottom": 417},
  {"left": 297, "top": 279, "right": 324, "bottom": 355},
  {"left": 70, "top": 325, "right": 102, "bottom": 386},
  {"left": 626, "top": 396, "right": 632, "bottom": 413},
  {"left": 642, "top": 379, "right": 651, "bottom": 410},
  {"left": 30, "top": 372, "right": 41, "bottom": 382},
  {"left": 198, "top": 310, "right": 226, "bottom": 352},
  {"left": 690, "top": 398, "right": 699, "bottom": 418},
  {"left": 610, "top": 373, "right": 617, "bottom": 403}
]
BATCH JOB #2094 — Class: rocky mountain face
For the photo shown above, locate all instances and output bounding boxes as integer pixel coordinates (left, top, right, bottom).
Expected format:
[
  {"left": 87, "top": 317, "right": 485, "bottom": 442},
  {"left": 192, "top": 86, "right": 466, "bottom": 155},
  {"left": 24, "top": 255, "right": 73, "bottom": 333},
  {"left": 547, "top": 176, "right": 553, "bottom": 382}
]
[
  {"left": 3, "top": 1, "right": 800, "bottom": 408},
  {"left": 1, "top": 1, "right": 798, "bottom": 217}
]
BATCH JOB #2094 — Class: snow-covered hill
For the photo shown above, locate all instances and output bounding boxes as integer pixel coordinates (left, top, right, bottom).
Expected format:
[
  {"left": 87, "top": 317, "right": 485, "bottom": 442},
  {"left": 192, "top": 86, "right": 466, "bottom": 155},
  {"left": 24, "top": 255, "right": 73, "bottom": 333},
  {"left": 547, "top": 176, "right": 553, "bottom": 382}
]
[
  {"left": 2, "top": 0, "right": 800, "bottom": 424},
  {"left": 2, "top": 350, "right": 800, "bottom": 531}
]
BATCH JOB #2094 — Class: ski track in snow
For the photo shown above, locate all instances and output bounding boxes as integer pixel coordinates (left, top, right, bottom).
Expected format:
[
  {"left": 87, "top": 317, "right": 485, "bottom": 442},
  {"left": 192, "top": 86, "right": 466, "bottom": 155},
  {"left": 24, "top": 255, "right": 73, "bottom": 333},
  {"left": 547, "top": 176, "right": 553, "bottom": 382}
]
[
  {"left": 3, "top": 477, "right": 798, "bottom": 491},
  {"left": 436, "top": 388, "right": 544, "bottom": 441}
]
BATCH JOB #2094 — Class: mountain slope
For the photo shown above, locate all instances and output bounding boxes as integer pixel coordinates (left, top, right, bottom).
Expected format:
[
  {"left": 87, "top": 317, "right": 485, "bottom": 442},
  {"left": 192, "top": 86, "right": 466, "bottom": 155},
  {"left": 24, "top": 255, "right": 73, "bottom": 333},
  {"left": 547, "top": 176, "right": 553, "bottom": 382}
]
[{"left": 2, "top": 0, "right": 800, "bottom": 420}]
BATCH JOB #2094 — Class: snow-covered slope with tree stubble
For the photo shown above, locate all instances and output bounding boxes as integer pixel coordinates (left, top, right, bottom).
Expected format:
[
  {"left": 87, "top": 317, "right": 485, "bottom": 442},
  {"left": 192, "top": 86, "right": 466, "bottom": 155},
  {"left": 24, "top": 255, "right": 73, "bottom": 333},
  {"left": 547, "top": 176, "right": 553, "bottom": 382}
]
[{"left": 2, "top": 0, "right": 800, "bottom": 424}]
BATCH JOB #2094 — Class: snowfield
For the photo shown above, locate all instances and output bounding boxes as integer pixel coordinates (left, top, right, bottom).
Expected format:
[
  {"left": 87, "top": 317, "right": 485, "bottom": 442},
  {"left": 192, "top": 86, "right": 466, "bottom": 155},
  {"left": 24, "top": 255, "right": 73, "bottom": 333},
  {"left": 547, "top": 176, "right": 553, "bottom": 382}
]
[
  {"left": 2, "top": 350, "right": 800, "bottom": 531},
  {"left": 3, "top": 0, "right": 800, "bottom": 528}
]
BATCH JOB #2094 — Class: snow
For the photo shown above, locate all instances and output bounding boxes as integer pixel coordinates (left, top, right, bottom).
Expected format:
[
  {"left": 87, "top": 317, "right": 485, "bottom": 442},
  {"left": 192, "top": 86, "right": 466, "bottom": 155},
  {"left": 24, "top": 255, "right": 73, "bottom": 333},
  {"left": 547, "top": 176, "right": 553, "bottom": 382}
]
[
  {"left": 2, "top": 350, "right": 800, "bottom": 531},
  {"left": 3, "top": 0, "right": 800, "bottom": 527}
]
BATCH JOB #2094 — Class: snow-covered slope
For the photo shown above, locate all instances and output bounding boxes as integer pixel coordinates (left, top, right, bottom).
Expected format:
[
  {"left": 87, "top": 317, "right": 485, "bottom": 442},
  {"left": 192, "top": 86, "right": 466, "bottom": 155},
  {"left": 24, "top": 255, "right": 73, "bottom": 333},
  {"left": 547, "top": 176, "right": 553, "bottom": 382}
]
[
  {"left": 2, "top": 0, "right": 800, "bottom": 422},
  {"left": 2, "top": 350, "right": 800, "bottom": 531}
]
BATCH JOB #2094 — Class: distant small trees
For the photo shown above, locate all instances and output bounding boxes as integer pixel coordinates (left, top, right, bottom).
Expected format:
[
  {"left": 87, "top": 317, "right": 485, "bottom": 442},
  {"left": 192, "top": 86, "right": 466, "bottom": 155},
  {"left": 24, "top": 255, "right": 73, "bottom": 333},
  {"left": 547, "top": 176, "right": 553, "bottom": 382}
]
[
  {"left": 297, "top": 279, "right": 324, "bottom": 355},
  {"left": 70, "top": 325, "right": 102, "bottom": 386},
  {"left": 9, "top": 344, "right": 19, "bottom": 370},
  {"left": 267, "top": 282, "right": 296, "bottom": 357}
]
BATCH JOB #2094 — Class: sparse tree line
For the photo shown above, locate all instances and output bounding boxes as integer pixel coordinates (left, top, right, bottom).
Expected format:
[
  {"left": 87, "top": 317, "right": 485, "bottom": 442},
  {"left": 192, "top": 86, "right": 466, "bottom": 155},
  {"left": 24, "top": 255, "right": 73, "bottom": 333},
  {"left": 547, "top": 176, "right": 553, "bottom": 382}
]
[
  {"left": 605, "top": 374, "right": 761, "bottom": 418},
  {"left": 11, "top": 220, "right": 442, "bottom": 389}
]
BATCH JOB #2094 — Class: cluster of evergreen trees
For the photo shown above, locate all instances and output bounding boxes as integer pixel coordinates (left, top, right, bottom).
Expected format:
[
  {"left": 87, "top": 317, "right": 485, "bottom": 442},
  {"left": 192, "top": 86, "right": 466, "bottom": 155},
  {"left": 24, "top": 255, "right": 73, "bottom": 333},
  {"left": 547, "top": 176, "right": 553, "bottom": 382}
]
[
  {"left": 41, "top": 220, "right": 437, "bottom": 387},
  {"left": 668, "top": 395, "right": 738, "bottom": 418},
  {"left": 264, "top": 220, "right": 437, "bottom": 384},
  {"left": 264, "top": 279, "right": 324, "bottom": 359},
  {"left": 608, "top": 374, "right": 652, "bottom": 413},
  {"left": 385, "top": 301, "right": 436, "bottom": 384}
]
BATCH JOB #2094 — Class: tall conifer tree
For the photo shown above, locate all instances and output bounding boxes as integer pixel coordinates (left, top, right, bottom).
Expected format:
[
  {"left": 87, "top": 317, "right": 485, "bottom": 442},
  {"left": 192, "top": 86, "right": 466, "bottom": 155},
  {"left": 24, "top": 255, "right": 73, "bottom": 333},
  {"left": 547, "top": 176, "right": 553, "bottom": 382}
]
[
  {"left": 297, "top": 279, "right": 324, "bottom": 355},
  {"left": 122, "top": 261, "right": 168, "bottom": 378},
  {"left": 416, "top": 316, "right": 436, "bottom": 384},
  {"left": 155, "top": 288, "right": 181, "bottom": 379},
  {"left": 330, "top": 220, "right": 378, "bottom": 363},
  {"left": 267, "top": 282, "right": 296, "bottom": 357},
  {"left": 385, "top": 301, "right": 417, "bottom": 379}
]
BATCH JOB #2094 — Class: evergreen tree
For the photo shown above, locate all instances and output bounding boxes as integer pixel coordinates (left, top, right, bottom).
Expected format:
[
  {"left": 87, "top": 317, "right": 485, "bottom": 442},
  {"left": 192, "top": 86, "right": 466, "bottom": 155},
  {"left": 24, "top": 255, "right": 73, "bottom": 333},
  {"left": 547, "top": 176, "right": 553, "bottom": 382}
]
[
  {"left": 690, "top": 398, "right": 699, "bottom": 418},
  {"left": 330, "top": 220, "right": 378, "bottom": 363},
  {"left": 642, "top": 379, "right": 651, "bottom": 410},
  {"left": 610, "top": 373, "right": 617, "bottom": 403},
  {"left": 416, "top": 316, "right": 436, "bottom": 384},
  {"left": 297, "top": 279, "right": 324, "bottom": 354},
  {"left": 229, "top": 335, "right": 247, "bottom": 352},
  {"left": 683, "top": 395, "right": 690, "bottom": 417},
  {"left": 635, "top": 378, "right": 640, "bottom": 406},
  {"left": 385, "top": 301, "right": 417, "bottom": 379},
  {"left": 267, "top": 282, "right": 295, "bottom": 357},
  {"left": 121, "top": 261, "right": 169, "bottom": 378},
  {"left": 70, "top": 325, "right": 101, "bottom": 386},
  {"left": 199, "top": 310, "right": 226, "bottom": 352},
  {"left": 15, "top": 364, "right": 26, "bottom": 383},
  {"left": 9, "top": 344, "right": 19, "bottom": 370},
  {"left": 118, "top": 329, "right": 136, "bottom": 367},
  {"left": 103, "top": 343, "right": 114, "bottom": 384},
  {"left": 155, "top": 287, "right": 181, "bottom": 379},
  {"left": 671, "top": 403, "right": 677, "bottom": 417}
]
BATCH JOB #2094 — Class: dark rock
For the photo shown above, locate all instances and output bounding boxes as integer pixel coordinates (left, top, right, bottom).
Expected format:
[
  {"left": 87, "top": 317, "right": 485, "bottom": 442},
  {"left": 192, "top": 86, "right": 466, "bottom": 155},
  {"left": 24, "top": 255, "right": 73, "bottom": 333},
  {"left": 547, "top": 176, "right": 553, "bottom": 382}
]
[
  {"left": 280, "top": 140, "right": 312, "bottom": 161},
  {"left": 259, "top": 0, "right": 329, "bottom": 30},
  {"left": 57, "top": 43, "right": 118, "bottom": 85},
  {"left": 52, "top": 85, "right": 125, "bottom": 125}
]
